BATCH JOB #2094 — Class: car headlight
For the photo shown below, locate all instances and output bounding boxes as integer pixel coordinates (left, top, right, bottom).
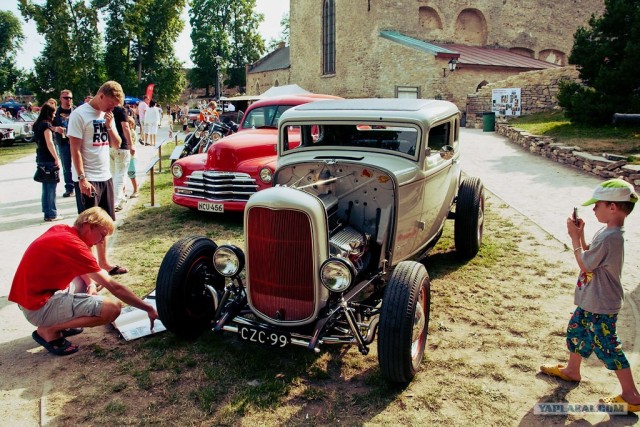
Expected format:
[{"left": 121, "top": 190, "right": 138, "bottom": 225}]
[
  {"left": 211, "top": 131, "right": 223, "bottom": 142},
  {"left": 259, "top": 167, "right": 273, "bottom": 184},
  {"left": 320, "top": 258, "right": 355, "bottom": 293},
  {"left": 213, "top": 245, "right": 245, "bottom": 277},
  {"left": 171, "top": 163, "right": 183, "bottom": 178},
  {"left": 195, "top": 131, "right": 203, "bottom": 138}
]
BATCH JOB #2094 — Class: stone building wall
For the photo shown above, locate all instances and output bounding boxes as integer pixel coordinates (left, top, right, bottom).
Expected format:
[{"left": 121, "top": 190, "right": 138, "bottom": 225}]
[
  {"left": 246, "top": 68, "right": 292, "bottom": 96},
  {"left": 465, "top": 66, "right": 581, "bottom": 128},
  {"left": 249, "top": 0, "right": 602, "bottom": 109}
]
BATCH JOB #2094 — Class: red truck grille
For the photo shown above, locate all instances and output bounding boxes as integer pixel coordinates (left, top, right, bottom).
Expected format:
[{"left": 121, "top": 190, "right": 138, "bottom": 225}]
[{"left": 247, "top": 207, "right": 315, "bottom": 321}]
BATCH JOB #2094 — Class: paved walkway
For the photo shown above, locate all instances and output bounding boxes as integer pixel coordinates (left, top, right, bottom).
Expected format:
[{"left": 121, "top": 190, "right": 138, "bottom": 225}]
[{"left": 460, "top": 128, "right": 640, "bottom": 289}]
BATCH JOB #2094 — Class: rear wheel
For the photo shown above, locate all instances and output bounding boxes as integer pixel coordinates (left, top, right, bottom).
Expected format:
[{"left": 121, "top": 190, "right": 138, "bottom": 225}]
[
  {"left": 378, "top": 261, "right": 431, "bottom": 383},
  {"left": 156, "top": 236, "right": 225, "bottom": 339},
  {"left": 454, "top": 177, "right": 485, "bottom": 259}
]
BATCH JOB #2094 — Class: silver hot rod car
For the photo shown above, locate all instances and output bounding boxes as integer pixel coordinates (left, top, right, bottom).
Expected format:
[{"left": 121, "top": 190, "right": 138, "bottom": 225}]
[{"left": 156, "top": 98, "right": 485, "bottom": 383}]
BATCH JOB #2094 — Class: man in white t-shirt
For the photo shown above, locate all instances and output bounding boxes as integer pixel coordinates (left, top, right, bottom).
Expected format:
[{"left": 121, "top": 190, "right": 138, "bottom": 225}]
[
  {"left": 137, "top": 95, "right": 149, "bottom": 144},
  {"left": 68, "top": 80, "right": 128, "bottom": 276}
]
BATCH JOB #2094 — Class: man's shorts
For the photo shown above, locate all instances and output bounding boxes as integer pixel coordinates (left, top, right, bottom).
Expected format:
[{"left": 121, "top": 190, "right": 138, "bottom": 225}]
[
  {"left": 20, "top": 292, "right": 104, "bottom": 328},
  {"left": 74, "top": 178, "right": 115, "bottom": 220},
  {"left": 566, "top": 306, "right": 630, "bottom": 370}
]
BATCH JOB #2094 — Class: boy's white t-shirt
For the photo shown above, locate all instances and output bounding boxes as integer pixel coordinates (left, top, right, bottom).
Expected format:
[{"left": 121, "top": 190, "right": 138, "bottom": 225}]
[{"left": 67, "top": 102, "right": 115, "bottom": 182}]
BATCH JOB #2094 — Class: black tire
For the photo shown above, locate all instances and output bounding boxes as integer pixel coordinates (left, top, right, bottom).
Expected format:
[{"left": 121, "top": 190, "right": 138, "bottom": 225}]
[
  {"left": 378, "top": 261, "right": 431, "bottom": 383},
  {"left": 156, "top": 236, "right": 225, "bottom": 339},
  {"left": 454, "top": 177, "right": 485, "bottom": 259}
]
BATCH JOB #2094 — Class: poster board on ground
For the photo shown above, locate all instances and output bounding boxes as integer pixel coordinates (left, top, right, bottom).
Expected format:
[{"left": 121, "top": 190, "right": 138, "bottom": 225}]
[{"left": 112, "top": 290, "right": 166, "bottom": 341}]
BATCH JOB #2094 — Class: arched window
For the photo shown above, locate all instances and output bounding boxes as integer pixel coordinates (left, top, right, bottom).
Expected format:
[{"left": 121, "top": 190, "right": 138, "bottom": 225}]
[
  {"left": 322, "top": 0, "right": 335, "bottom": 75},
  {"left": 255, "top": 82, "right": 260, "bottom": 95},
  {"left": 274, "top": 79, "right": 280, "bottom": 87}
]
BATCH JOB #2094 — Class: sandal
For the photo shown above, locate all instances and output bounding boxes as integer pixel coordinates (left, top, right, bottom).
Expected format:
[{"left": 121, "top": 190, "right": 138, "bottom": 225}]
[
  {"left": 539, "top": 364, "right": 580, "bottom": 382},
  {"left": 62, "top": 327, "right": 84, "bottom": 338},
  {"left": 600, "top": 395, "right": 640, "bottom": 412},
  {"left": 129, "top": 192, "right": 139, "bottom": 198},
  {"left": 32, "top": 331, "right": 79, "bottom": 356},
  {"left": 108, "top": 265, "right": 128, "bottom": 275}
]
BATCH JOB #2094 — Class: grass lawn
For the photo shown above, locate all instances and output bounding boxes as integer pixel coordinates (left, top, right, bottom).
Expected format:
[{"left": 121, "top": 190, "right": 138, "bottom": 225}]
[
  {"left": 0, "top": 142, "right": 35, "bottom": 166},
  {"left": 508, "top": 111, "right": 640, "bottom": 155}
]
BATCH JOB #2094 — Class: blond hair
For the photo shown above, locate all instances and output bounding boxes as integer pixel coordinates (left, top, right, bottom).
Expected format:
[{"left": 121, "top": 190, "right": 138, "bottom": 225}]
[
  {"left": 97, "top": 81, "right": 125, "bottom": 104},
  {"left": 74, "top": 207, "right": 115, "bottom": 235}
]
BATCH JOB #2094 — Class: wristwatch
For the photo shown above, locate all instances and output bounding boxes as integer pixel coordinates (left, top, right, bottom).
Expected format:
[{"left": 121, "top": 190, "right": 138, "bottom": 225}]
[{"left": 78, "top": 173, "right": 86, "bottom": 181}]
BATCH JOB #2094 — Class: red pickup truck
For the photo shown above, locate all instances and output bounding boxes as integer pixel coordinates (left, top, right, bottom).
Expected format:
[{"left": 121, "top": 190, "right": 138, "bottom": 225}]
[{"left": 170, "top": 93, "right": 341, "bottom": 213}]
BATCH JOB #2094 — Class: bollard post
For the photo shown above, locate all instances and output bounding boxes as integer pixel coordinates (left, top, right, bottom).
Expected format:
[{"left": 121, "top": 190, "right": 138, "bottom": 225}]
[{"left": 144, "top": 157, "right": 161, "bottom": 208}]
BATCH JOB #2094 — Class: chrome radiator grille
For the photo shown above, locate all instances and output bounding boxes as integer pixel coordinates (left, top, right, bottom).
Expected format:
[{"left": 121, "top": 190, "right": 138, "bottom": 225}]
[
  {"left": 175, "top": 171, "right": 258, "bottom": 201},
  {"left": 246, "top": 206, "right": 315, "bottom": 322}
]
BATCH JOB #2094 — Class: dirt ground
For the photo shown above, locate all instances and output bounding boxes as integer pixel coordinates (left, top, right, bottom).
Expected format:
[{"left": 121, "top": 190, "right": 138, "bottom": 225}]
[{"left": 2, "top": 194, "right": 640, "bottom": 426}]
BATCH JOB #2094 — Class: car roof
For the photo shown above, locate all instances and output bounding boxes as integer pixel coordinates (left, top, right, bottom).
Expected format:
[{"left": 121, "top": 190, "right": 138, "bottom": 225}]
[
  {"left": 282, "top": 98, "right": 460, "bottom": 125},
  {"left": 247, "top": 93, "right": 342, "bottom": 109}
]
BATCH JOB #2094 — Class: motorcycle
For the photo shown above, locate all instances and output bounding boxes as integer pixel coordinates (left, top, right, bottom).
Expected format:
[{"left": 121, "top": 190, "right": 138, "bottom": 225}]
[{"left": 170, "top": 119, "right": 238, "bottom": 164}]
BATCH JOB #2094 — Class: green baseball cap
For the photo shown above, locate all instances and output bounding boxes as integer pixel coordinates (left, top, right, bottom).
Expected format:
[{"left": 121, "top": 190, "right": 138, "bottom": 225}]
[{"left": 582, "top": 178, "right": 639, "bottom": 206}]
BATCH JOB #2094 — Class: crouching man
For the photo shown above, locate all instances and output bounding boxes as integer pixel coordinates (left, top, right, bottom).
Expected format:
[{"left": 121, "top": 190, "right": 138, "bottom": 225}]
[{"left": 9, "top": 207, "right": 158, "bottom": 356}]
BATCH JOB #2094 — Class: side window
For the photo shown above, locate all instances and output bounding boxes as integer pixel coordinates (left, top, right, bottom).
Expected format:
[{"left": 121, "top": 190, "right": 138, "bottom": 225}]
[{"left": 428, "top": 122, "right": 450, "bottom": 152}]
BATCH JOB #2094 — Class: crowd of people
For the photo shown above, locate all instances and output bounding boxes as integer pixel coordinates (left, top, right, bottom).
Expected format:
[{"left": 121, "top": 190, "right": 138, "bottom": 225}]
[
  {"left": 10, "top": 81, "right": 236, "bottom": 358},
  {"left": 11, "top": 80, "right": 158, "bottom": 356}
]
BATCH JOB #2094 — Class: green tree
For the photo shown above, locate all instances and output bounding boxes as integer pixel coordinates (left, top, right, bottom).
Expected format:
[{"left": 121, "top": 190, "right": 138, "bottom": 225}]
[
  {"left": 189, "top": 0, "right": 264, "bottom": 97},
  {"left": 0, "top": 11, "right": 25, "bottom": 95},
  {"left": 97, "top": 0, "right": 186, "bottom": 102},
  {"left": 19, "top": 0, "right": 105, "bottom": 102},
  {"left": 558, "top": 0, "right": 640, "bottom": 124},
  {"left": 226, "top": 0, "right": 265, "bottom": 90}
]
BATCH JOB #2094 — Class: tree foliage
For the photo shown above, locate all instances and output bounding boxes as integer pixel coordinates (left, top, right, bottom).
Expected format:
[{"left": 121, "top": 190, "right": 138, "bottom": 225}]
[
  {"left": 558, "top": 0, "right": 640, "bottom": 124},
  {"left": 0, "top": 10, "right": 24, "bottom": 95},
  {"left": 19, "top": 0, "right": 105, "bottom": 102},
  {"left": 188, "top": 0, "right": 264, "bottom": 97},
  {"left": 95, "top": 0, "right": 187, "bottom": 102}
]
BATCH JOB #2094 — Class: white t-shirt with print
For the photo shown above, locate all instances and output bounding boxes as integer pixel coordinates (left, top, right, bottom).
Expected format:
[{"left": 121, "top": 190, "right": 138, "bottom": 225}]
[{"left": 67, "top": 102, "right": 116, "bottom": 182}]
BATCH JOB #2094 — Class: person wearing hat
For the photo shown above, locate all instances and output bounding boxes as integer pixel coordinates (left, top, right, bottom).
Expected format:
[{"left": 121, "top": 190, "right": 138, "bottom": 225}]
[{"left": 540, "top": 178, "right": 640, "bottom": 411}]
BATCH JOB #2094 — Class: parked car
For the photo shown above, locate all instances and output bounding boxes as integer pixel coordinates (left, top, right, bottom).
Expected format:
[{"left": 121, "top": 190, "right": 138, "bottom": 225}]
[
  {"left": 187, "top": 109, "right": 201, "bottom": 127},
  {"left": 157, "top": 98, "right": 485, "bottom": 384},
  {"left": 0, "top": 115, "right": 34, "bottom": 146},
  {"left": 170, "top": 93, "right": 341, "bottom": 213}
]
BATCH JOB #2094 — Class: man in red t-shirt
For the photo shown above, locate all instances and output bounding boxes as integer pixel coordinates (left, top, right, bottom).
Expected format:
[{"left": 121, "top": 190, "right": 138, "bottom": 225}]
[{"left": 9, "top": 207, "right": 158, "bottom": 356}]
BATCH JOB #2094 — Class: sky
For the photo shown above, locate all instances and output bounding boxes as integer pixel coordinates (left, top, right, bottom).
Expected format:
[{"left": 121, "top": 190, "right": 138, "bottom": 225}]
[{"left": 0, "top": 1, "right": 289, "bottom": 70}]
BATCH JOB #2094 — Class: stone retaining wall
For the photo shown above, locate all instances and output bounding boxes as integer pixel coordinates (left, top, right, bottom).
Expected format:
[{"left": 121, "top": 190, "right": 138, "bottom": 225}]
[
  {"left": 496, "top": 122, "right": 640, "bottom": 189},
  {"left": 466, "top": 66, "right": 581, "bottom": 128}
]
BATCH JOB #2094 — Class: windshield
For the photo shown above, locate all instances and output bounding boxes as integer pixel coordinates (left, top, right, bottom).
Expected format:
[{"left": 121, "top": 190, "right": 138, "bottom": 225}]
[
  {"left": 0, "top": 116, "right": 15, "bottom": 124},
  {"left": 241, "top": 105, "right": 294, "bottom": 130},
  {"left": 282, "top": 124, "right": 419, "bottom": 157},
  {"left": 18, "top": 112, "right": 37, "bottom": 121}
]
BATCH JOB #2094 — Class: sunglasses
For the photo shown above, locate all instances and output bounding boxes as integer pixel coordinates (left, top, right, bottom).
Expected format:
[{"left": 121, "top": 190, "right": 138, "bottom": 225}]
[{"left": 62, "top": 96, "right": 73, "bottom": 100}]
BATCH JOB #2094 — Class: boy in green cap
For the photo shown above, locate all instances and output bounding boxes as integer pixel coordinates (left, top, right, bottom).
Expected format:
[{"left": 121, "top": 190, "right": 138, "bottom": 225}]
[{"left": 540, "top": 178, "right": 640, "bottom": 411}]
